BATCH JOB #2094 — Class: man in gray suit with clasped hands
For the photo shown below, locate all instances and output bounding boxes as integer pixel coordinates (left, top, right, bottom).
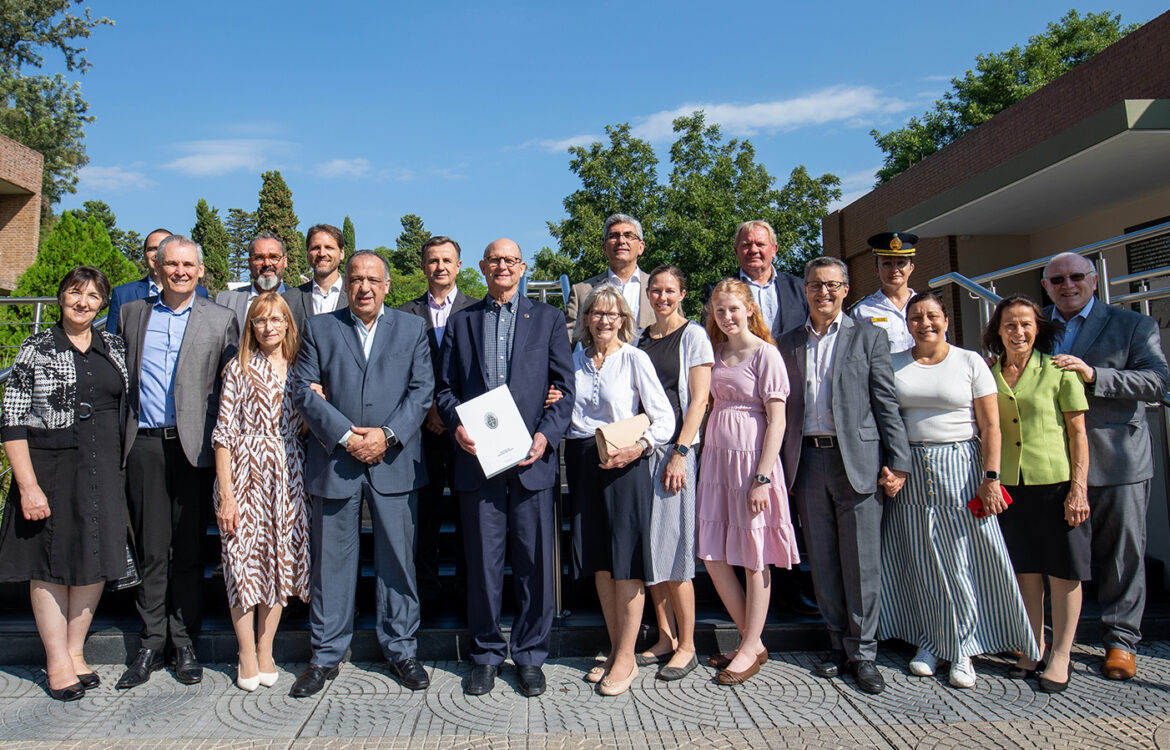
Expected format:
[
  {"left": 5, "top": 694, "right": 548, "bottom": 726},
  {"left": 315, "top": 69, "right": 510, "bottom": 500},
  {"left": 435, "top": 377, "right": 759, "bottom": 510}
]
[
  {"left": 291, "top": 250, "right": 434, "bottom": 697},
  {"left": 778, "top": 256, "right": 911, "bottom": 695},
  {"left": 1042, "top": 252, "right": 1169, "bottom": 681}
]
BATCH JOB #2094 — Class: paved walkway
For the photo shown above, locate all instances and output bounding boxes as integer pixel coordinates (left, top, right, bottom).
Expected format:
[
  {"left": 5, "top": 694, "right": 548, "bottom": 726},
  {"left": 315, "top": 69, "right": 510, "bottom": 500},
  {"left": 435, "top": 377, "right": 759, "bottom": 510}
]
[{"left": 2, "top": 641, "right": 1170, "bottom": 749}]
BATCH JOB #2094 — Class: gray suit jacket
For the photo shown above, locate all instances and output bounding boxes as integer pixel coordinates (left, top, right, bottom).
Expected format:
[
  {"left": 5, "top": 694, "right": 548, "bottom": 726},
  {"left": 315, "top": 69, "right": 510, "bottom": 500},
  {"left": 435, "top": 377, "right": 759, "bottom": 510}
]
[
  {"left": 565, "top": 268, "right": 655, "bottom": 338},
  {"left": 292, "top": 306, "right": 433, "bottom": 498},
  {"left": 1047, "top": 301, "right": 1169, "bottom": 486},
  {"left": 216, "top": 283, "right": 288, "bottom": 329},
  {"left": 119, "top": 296, "right": 239, "bottom": 468},
  {"left": 777, "top": 314, "right": 911, "bottom": 494},
  {"left": 283, "top": 279, "right": 347, "bottom": 334}
]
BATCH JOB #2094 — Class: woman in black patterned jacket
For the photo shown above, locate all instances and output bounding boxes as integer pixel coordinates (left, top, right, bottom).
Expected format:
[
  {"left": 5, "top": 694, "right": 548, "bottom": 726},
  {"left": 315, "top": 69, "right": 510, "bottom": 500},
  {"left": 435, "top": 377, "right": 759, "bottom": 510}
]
[{"left": 0, "top": 267, "right": 129, "bottom": 701}]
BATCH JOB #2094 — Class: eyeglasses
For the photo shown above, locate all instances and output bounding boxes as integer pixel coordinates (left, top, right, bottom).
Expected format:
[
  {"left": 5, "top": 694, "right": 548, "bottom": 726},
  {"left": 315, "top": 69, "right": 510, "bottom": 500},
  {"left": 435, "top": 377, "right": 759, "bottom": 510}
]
[
  {"left": 1045, "top": 272, "right": 1090, "bottom": 285},
  {"left": 805, "top": 281, "right": 846, "bottom": 293},
  {"left": 589, "top": 311, "right": 623, "bottom": 322},
  {"left": 605, "top": 231, "right": 641, "bottom": 243},
  {"left": 251, "top": 316, "right": 287, "bottom": 329},
  {"left": 484, "top": 256, "right": 523, "bottom": 268}
]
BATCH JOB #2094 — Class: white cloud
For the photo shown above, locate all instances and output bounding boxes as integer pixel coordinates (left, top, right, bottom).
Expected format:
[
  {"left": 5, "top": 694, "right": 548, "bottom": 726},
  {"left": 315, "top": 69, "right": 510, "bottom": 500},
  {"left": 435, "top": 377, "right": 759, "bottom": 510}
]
[
  {"left": 428, "top": 167, "right": 468, "bottom": 180},
  {"left": 162, "top": 139, "right": 296, "bottom": 177},
  {"left": 78, "top": 165, "right": 154, "bottom": 191},
  {"left": 838, "top": 166, "right": 881, "bottom": 190},
  {"left": 630, "top": 86, "right": 911, "bottom": 142},
  {"left": 379, "top": 168, "right": 414, "bottom": 182},
  {"left": 508, "top": 134, "right": 600, "bottom": 153},
  {"left": 314, "top": 157, "right": 372, "bottom": 179}
]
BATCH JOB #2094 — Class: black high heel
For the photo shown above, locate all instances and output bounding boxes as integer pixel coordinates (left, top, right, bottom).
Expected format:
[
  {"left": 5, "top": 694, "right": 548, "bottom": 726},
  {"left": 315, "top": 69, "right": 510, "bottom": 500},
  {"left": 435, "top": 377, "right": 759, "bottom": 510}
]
[{"left": 1008, "top": 659, "right": 1045, "bottom": 679}]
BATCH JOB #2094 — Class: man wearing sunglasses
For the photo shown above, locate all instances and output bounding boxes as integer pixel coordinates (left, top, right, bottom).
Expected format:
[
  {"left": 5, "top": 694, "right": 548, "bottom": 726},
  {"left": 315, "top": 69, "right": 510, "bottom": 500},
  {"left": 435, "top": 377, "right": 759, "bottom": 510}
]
[
  {"left": 1041, "top": 252, "right": 1169, "bottom": 682},
  {"left": 851, "top": 232, "right": 917, "bottom": 354}
]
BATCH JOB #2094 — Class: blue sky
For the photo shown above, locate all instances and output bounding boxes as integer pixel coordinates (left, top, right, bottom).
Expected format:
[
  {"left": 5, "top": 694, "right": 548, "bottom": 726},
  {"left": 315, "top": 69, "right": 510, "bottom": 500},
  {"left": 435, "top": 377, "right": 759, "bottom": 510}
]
[{"left": 57, "top": 1, "right": 1165, "bottom": 275}]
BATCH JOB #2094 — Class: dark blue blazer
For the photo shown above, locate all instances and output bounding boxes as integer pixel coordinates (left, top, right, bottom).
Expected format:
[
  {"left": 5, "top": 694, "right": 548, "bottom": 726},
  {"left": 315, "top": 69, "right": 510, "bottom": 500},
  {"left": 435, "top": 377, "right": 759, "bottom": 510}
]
[
  {"left": 106, "top": 275, "right": 209, "bottom": 334},
  {"left": 436, "top": 294, "right": 574, "bottom": 493},
  {"left": 293, "top": 306, "right": 433, "bottom": 499}
]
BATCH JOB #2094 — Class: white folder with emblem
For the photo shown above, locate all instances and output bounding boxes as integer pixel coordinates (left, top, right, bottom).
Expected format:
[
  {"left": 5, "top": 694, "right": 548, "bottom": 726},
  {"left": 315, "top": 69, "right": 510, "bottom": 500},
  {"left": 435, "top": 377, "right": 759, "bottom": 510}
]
[{"left": 455, "top": 384, "right": 534, "bottom": 479}]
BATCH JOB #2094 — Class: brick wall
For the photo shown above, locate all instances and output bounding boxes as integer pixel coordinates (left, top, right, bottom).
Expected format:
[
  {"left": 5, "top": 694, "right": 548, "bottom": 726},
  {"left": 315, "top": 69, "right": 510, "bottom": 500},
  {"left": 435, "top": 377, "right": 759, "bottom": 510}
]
[{"left": 0, "top": 134, "right": 44, "bottom": 292}]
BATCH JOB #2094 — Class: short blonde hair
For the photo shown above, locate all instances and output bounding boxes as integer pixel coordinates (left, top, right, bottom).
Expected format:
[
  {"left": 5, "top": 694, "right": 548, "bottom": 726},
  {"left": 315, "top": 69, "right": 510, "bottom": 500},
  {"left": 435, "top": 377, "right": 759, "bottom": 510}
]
[{"left": 574, "top": 284, "right": 636, "bottom": 347}]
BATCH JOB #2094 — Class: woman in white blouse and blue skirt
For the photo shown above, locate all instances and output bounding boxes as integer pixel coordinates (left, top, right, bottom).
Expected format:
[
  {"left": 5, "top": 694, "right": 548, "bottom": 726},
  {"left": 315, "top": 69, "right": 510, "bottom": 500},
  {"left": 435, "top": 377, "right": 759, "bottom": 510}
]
[{"left": 567, "top": 285, "right": 675, "bottom": 697}]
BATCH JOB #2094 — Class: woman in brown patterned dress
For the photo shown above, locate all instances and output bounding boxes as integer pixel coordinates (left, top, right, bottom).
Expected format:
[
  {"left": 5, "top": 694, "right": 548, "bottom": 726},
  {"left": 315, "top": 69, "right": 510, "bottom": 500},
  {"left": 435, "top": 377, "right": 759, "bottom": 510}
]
[{"left": 212, "top": 292, "right": 310, "bottom": 692}]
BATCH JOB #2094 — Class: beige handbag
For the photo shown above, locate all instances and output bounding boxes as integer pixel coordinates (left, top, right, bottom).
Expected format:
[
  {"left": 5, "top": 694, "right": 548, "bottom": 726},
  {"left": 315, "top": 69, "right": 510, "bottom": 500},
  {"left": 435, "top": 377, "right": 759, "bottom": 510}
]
[{"left": 595, "top": 413, "right": 651, "bottom": 462}]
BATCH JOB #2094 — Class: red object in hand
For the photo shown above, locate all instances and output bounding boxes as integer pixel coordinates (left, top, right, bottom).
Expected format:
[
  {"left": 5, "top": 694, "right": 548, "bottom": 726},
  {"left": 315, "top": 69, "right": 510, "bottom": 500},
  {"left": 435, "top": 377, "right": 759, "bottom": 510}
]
[{"left": 968, "top": 485, "right": 1014, "bottom": 519}]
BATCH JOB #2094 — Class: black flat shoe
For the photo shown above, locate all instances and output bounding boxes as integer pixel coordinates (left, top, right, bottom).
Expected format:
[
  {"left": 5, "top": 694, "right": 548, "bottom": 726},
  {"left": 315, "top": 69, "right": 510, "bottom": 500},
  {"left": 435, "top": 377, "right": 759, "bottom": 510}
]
[
  {"left": 170, "top": 645, "right": 203, "bottom": 685},
  {"left": 635, "top": 651, "right": 672, "bottom": 667},
  {"left": 1008, "top": 659, "right": 1046, "bottom": 679},
  {"left": 48, "top": 681, "right": 85, "bottom": 701},
  {"left": 76, "top": 672, "right": 100, "bottom": 689},
  {"left": 850, "top": 660, "right": 886, "bottom": 694},
  {"left": 290, "top": 664, "right": 339, "bottom": 698},
  {"left": 516, "top": 664, "right": 546, "bottom": 697},
  {"left": 814, "top": 649, "right": 847, "bottom": 679},
  {"left": 115, "top": 648, "right": 165, "bottom": 690},
  {"left": 1037, "top": 669, "right": 1070, "bottom": 693},
  {"left": 464, "top": 664, "right": 498, "bottom": 695},
  {"left": 656, "top": 654, "right": 699, "bottom": 681},
  {"left": 388, "top": 658, "right": 430, "bottom": 691}
]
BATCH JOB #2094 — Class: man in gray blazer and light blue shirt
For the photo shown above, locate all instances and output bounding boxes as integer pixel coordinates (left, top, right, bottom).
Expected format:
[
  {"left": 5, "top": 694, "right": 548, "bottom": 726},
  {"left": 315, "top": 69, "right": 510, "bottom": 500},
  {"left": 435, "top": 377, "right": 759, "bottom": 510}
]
[
  {"left": 115, "top": 235, "right": 239, "bottom": 690},
  {"left": 564, "top": 213, "right": 655, "bottom": 337},
  {"left": 215, "top": 232, "right": 288, "bottom": 328},
  {"left": 290, "top": 250, "right": 434, "bottom": 697},
  {"left": 283, "top": 223, "right": 348, "bottom": 333},
  {"left": 778, "top": 256, "right": 911, "bottom": 695},
  {"left": 1042, "top": 252, "right": 1170, "bottom": 681}
]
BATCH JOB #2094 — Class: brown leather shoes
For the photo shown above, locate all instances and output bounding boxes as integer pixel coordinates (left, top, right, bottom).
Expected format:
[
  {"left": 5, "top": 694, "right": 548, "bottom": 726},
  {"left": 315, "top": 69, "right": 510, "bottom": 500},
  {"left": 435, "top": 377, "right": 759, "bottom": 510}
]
[{"left": 1102, "top": 648, "right": 1136, "bottom": 680}]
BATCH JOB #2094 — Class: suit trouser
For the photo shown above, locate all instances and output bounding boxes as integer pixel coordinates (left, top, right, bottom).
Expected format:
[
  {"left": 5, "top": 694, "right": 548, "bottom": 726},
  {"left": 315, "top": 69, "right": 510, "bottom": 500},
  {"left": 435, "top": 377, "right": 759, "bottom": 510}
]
[
  {"left": 459, "top": 472, "right": 556, "bottom": 666},
  {"left": 416, "top": 429, "right": 464, "bottom": 599},
  {"left": 309, "top": 485, "right": 419, "bottom": 667},
  {"left": 793, "top": 444, "right": 883, "bottom": 661},
  {"left": 1091, "top": 480, "right": 1149, "bottom": 653},
  {"left": 125, "top": 434, "right": 211, "bottom": 651}
]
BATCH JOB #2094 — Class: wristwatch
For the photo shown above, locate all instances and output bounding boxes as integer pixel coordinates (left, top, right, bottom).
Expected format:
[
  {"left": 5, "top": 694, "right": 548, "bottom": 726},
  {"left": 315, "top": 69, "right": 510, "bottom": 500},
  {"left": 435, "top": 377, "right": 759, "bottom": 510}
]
[
  {"left": 754, "top": 474, "right": 771, "bottom": 485},
  {"left": 674, "top": 444, "right": 690, "bottom": 457},
  {"left": 984, "top": 470, "right": 1000, "bottom": 481},
  {"left": 637, "top": 437, "right": 652, "bottom": 456}
]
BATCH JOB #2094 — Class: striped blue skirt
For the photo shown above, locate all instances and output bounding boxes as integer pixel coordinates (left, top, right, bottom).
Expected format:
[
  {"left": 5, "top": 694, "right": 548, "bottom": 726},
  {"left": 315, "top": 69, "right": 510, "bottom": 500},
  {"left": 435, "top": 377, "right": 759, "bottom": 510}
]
[{"left": 878, "top": 439, "right": 1041, "bottom": 662}]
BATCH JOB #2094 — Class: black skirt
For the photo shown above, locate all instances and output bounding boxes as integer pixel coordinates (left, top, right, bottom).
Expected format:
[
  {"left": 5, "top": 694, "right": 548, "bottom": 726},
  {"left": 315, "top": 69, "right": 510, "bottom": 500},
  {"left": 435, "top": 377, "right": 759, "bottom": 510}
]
[
  {"left": 566, "top": 437, "right": 653, "bottom": 581},
  {"left": 998, "top": 482, "right": 1092, "bottom": 581}
]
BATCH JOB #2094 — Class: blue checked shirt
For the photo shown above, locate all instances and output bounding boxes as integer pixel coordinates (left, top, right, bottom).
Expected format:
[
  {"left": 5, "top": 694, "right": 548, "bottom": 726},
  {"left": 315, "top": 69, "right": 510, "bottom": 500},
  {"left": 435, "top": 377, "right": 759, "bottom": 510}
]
[{"left": 483, "top": 295, "right": 518, "bottom": 386}]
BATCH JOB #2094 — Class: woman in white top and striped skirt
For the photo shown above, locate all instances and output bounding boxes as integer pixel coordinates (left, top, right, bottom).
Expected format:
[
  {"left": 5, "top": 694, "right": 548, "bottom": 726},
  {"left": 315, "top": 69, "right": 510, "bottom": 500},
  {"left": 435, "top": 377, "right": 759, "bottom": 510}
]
[{"left": 878, "top": 292, "right": 1039, "bottom": 688}]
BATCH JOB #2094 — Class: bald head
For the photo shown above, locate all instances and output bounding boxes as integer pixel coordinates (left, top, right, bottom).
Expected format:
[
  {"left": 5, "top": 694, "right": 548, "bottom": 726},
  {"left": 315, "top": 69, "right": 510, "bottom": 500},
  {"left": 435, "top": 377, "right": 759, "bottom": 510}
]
[
  {"left": 1042, "top": 252, "right": 1098, "bottom": 318},
  {"left": 480, "top": 237, "right": 526, "bottom": 301}
]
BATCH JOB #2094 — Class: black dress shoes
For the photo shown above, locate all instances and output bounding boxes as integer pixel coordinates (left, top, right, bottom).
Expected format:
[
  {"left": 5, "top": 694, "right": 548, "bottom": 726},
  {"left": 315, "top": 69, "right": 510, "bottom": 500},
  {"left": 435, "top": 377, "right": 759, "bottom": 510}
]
[
  {"left": 850, "top": 660, "right": 886, "bottom": 694},
  {"left": 814, "top": 650, "right": 847, "bottom": 678},
  {"left": 170, "top": 645, "right": 203, "bottom": 685},
  {"left": 516, "top": 664, "right": 546, "bottom": 697},
  {"left": 464, "top": 663, "right": 498, "bottom": 695},
  {"left": 116, "top": 648, "right": 164, "bottom": 690},
  {"left": 388, "top": 658, "right": 430, "bottom": 691},
  {"left": 48, "top": 681, "right": 85, "bottom": 701},
  {"left": 290, "top": 664, "right": 339, "bottom": 698}
]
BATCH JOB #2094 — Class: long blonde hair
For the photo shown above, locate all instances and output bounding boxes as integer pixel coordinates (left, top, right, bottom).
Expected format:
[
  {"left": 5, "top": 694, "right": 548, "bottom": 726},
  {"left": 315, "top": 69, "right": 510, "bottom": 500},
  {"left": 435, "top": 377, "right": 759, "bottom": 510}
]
[
  {"left": 704, "top": 279, "right": 774, "bottom": 348},
  {"left": 238, "top": 292, "right": 299, "bottom": 379}
]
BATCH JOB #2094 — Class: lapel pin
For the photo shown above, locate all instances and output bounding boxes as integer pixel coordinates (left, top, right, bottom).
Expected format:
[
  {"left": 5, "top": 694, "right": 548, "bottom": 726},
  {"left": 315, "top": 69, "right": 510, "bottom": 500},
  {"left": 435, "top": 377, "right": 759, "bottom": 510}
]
[{"left": 524, "top": 313, "right": 530, "bottom": 318}]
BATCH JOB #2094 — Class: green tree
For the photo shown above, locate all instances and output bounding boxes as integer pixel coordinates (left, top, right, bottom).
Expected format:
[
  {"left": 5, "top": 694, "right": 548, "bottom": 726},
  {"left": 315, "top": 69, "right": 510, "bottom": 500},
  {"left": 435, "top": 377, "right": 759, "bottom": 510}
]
[
  {"left": 0, "top": 1, "right": 112, "bottom": 211},
  {"left": 342, "top": 215, "right": 356, "bottom": 253},
  {"left": 64, "top": 199, "right": 143, "bottom": 272},
  {"left": 455, "top": 267, "right": 487, "bottom": 300},
  {"left": 255, "top": 170, "right": 306, "bottom": 285},
  {"left": 388, "top": 213, "right": 431, "bottom": 274},
  {"left": 530, "top": 246, "right": 576, "bottom": 282},
  {"left": 547, "top": 123, "right": 662, "bottom": 280},
  {"left": 191, "top": 199, "right": 231, "bottom": 293},
  {"left": 871, "top": 10, "right": 1137, "bottom": 183},
  {"left": 0, "top": 212, "right": 135, "bottom": 349},
  {"left": 385, "top": 268, "right": 428, "bottom": 308},
  {"left": 224, "top": 208, "right": 256, "bottom": 281}
]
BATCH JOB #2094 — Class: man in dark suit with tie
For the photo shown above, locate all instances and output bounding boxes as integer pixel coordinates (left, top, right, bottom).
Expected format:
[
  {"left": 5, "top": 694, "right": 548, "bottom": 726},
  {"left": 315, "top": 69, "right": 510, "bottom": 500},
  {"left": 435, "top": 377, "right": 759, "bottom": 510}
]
[
  {"left": 106, "top": 228, "right": 209, "bottom": 333},
  {"left": 290, "top": 250, "right": 434, "bottom": 697},
  {"left": 397, "top": 236, "right": 480, "bottom": 605},
  {"left": 114, "top": 235, "right": 238, "bottom": 689},
  {"left": 777, "top": 256, "right": 911, "bottom": 695},
  {"left": 436, "top": 238, "right": 574, "bottom": 697},
  {"left": 1042, "top": 252, "right": 1170, "bottom": 681},
  {"left": 283, "top": 223, "right": 349, "bottom": 332}
]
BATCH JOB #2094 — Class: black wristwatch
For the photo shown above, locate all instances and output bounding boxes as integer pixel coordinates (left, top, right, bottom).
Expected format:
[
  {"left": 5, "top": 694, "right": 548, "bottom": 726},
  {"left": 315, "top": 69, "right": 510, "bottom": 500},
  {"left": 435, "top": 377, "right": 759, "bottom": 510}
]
[
  {"left": 984, "top": 470, "right": 1000, "bottom": 481},
  {"left": 754, "top": 474, "right": 771, "bottom": 485},
  {"left": 674, "top": 444, "right": 690, "bottom": 457}
]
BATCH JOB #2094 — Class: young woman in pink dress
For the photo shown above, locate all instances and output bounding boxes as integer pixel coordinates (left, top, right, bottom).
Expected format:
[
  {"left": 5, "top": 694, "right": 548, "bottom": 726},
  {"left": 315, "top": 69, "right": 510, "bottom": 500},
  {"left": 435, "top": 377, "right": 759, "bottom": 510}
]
[{"left": 696, "top": 279, "right": 800, "bottom": 685}]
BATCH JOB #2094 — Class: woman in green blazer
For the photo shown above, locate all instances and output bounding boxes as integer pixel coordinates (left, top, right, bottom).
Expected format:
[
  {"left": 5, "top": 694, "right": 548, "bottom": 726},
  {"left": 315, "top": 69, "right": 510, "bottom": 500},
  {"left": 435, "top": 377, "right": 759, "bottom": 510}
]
[{"left": 983, "top": 294, "right": 1089, "bottom": 694}]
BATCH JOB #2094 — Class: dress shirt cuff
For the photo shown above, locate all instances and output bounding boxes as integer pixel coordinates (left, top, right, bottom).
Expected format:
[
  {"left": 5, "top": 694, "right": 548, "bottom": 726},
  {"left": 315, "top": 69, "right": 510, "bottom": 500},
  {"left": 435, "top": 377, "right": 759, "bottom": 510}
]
[{"left": 339, "top": 429, "right": 354, "bottom": 447}]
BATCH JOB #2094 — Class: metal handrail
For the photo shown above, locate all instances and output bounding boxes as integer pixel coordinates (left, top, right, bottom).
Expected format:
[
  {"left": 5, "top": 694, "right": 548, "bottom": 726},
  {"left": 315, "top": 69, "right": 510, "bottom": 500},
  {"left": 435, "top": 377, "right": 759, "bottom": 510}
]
[
  {"left": 1111, "top": 265, "right": 1170, "bottom": 286},
  {"left": 520, "top": 274, "right": 571, "bottom": 304}
]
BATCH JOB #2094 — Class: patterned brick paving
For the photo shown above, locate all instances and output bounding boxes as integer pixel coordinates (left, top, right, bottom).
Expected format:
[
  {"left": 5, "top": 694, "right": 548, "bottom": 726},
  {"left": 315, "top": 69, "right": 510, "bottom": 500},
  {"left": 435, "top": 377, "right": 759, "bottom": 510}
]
[{"left": 3, "top": 642, "right": 1170, "bottom": 748}]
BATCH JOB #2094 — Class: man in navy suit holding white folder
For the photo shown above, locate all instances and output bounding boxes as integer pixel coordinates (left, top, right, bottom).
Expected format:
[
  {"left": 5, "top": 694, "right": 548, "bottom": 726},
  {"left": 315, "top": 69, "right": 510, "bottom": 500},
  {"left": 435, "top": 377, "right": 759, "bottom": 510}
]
[{"left": 437, "top": 238, "right": 574, "bottom": 697}]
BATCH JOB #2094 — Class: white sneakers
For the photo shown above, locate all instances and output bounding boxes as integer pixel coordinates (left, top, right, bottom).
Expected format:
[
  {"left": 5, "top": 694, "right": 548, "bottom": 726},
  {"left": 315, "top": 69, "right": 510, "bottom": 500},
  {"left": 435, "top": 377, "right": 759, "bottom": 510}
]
[
  {"left": 948, "top": 656, "right": 977, "bottom": 688},
  {"left": 909, "top": 648, "right": 938, "bottom": 676},
  {"left": 908, "top": 649, "right": 977, "bottom": 688}
]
